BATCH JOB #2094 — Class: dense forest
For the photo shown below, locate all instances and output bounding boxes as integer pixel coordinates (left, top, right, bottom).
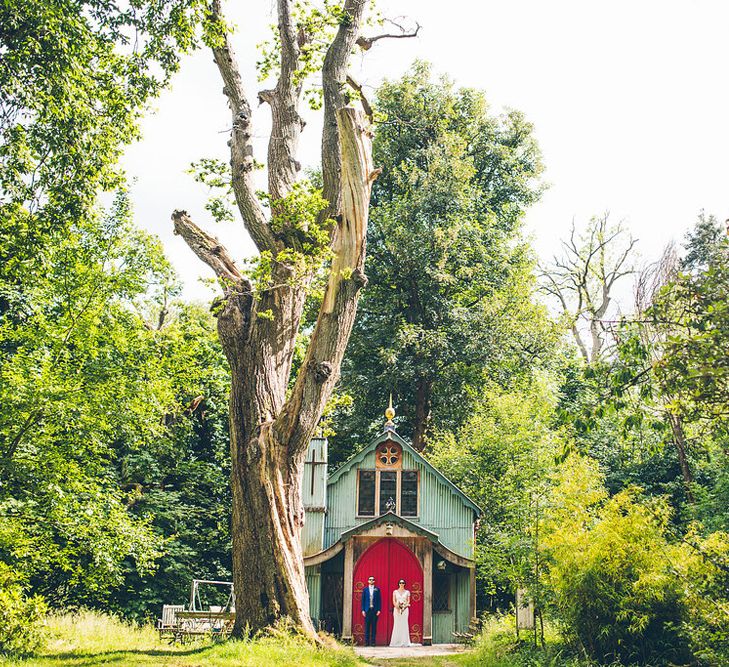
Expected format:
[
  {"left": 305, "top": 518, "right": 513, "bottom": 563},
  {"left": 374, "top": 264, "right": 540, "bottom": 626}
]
[{"left": 1, "top": 1, "right": 728, "bottom": 666}]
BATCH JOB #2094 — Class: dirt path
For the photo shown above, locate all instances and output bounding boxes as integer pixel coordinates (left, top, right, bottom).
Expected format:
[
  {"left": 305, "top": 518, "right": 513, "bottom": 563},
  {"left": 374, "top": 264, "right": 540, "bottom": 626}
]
[{"left": 354, "top": 644, "right": 468, "bottom": 664}]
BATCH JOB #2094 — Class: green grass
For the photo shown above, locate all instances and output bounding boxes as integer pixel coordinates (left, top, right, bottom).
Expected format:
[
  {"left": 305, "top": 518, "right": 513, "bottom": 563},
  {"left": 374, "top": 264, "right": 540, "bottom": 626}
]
[
  {"left": 0, "top": 611, "right": 367, "bottom": 667},
  {"left": 1, "top": 611, "right": 597, "bottom": 667}
]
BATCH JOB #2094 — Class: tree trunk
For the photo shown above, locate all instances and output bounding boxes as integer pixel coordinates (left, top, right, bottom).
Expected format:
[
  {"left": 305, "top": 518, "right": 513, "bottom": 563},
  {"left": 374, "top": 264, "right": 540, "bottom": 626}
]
[
  {"left": 668, "top": 413, "right": 695, "bottom": 504},
  {"left": 412, "top": 377, "right": 431, "bottom": 451},
  {"left": 174, "top": 107, "right": 376, "bottom": 638}
]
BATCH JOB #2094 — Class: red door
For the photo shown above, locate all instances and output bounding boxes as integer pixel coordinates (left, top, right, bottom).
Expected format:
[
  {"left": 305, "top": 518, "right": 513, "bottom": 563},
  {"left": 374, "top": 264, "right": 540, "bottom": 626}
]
[{"left": 352, "top": 538, "right": 424, "bottom": 645}]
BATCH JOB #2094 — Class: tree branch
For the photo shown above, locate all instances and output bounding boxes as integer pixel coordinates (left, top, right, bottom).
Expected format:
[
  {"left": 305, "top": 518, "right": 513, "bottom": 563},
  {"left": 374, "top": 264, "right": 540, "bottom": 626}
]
[
  {"left": 346, "top": 74, "right": 374, "bottom": 123},
  {"left": 275, "top": 108, "right": 376, "bottom": 455},
  {"left": 172, "top": 209, "right": 250, "bottom": 291},
  {"left": 321, "top": 0, "right": 370, "bottom": 220},
  {"left": 356, "top": 20, "right": 421, "bottom": 50},
  {"left": 209, "top": 0, "right": 275, "bottom": 252},
  {"left": 264, "top": 0, "right": 304, "bottom": 204}
]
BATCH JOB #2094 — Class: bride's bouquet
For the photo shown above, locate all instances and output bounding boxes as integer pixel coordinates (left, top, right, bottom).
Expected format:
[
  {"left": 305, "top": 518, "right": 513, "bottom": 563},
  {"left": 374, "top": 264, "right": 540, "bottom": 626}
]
[{"left": 397, "top": 601, "right": 406, "bottom": 612}]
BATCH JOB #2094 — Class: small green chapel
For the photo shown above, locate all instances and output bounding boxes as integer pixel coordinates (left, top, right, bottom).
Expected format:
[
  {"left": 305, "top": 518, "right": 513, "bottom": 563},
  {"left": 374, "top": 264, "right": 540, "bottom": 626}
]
[{"left": 302, "top": 404, "right": 481, "bottom": 645}]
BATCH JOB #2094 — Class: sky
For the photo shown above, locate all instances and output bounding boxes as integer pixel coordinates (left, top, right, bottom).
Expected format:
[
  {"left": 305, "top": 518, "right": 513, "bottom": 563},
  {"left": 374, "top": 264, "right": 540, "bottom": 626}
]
[{"left": 122, "top": 0, "right": 729, "bottom": 305}]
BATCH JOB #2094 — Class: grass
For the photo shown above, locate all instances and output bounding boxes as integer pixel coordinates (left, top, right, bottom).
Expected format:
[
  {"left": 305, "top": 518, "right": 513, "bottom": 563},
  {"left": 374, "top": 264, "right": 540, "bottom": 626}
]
[
  {"left": 0, "top": 611, "right": 367, "bottom": 667},
  {"left": 1, "top": 611, "right": 597, "bottom": 667}
]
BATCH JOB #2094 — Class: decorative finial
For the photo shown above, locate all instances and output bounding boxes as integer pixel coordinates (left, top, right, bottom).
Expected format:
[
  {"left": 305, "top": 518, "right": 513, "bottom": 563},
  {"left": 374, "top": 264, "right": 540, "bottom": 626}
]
[{"left": 384, "top": 393, "right": 395, "bottom": 430}]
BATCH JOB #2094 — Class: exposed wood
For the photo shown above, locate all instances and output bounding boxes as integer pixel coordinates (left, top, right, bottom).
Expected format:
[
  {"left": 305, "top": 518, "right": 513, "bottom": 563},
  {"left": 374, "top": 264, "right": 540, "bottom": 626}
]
[{"left": 275, "top": 108, "right": 377, "bottom": 456}]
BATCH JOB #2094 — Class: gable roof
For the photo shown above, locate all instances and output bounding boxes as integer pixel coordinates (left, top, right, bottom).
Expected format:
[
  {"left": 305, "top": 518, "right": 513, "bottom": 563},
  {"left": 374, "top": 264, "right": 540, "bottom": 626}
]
[
  {"left": 328, "top": 428, "right": 482, "bottom": 516},
  {"left": 339, "top": 511, "right": 440, "bottom": 542}
]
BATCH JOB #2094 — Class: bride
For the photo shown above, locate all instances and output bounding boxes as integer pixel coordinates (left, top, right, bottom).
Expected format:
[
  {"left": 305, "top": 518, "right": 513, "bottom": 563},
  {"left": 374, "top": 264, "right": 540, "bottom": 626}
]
[{"left": 389, "top": 579, "right": 411, "bottom": 647}]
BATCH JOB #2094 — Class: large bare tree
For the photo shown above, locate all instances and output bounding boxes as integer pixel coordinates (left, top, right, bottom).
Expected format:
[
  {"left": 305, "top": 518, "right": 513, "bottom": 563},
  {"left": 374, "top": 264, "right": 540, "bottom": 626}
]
[
  {"left": 540, "top": 213, "right": 638, "bottom": 364},
  {"left": 171, "top": 0, "right": 410, "bottom": 637}
]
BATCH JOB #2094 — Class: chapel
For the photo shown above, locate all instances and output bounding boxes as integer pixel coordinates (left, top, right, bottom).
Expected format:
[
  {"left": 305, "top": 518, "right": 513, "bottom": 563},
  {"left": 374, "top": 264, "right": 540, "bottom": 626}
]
[{"left": 302, "top": 402, "right": 481, "bottom": 646}]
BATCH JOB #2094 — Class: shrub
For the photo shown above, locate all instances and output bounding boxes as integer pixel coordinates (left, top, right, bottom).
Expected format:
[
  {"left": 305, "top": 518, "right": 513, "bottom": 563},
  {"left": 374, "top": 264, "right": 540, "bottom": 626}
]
[
  {"left": 0, "top": 562, "right": 47, "bottom": 656},
  {"left": 542, "top": 457, "right": 693, "bottom": 665}
]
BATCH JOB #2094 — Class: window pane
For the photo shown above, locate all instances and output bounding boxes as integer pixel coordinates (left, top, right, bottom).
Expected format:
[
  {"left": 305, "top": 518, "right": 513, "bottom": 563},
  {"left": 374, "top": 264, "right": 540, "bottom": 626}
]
[
  {"left": 401, "top": 470, "right": 418, "bottom": 516},
  {"left": 379, "top": 471, "right": 397, "bottom": 514},
  {"left": 433, "top": 573, "right": 450, "bottom": 611},
  {"left": 358, "top": 470, "right": 375, "bottom": 516}
]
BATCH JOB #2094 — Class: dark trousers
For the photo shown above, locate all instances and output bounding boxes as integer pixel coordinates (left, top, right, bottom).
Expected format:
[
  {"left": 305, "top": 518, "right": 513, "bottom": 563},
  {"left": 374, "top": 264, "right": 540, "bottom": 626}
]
[{"left": 364, "top": 608, "right": 378, "bottom": 645}]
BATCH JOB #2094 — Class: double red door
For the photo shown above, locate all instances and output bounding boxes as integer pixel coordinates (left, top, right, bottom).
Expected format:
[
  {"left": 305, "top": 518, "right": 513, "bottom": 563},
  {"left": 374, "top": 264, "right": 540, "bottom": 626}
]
[{"left": 352, "top": 538, "right": 423, "bottom": 645}]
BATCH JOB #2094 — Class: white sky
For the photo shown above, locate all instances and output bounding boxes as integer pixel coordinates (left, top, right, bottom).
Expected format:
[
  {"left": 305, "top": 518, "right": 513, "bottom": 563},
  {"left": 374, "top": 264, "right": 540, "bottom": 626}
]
[{"left": 122, "top": 0, "right": 729, "bottom": 305}]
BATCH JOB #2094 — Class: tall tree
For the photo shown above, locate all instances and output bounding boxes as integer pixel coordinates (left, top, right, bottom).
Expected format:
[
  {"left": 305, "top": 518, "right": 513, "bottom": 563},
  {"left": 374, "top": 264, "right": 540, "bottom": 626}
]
[
  {"left": 0, "top": 0, "right": 208, "bottom": 306},
  {"left": 540, "top": 214, "right": 637, "bottom": 364},
  {"left": 333, "top": 63, "right": 549, "bottom": 453},
  {"left": 171, "top": 0, "right": 411, "bottom": 636}
]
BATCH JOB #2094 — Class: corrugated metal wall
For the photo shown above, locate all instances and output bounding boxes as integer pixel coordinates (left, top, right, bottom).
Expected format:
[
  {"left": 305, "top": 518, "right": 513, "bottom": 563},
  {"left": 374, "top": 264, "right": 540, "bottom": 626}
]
[
  {"left": 305, "top": 566, "right": 321, "bottom": 624},
  {"left": 402, "top": 450, "right": 474, "bottom": 558},
  {"left": 324, "top": 450, "right": 377, "bottom": 548},
  {"left": 302, "top": 437, "right": 327, "bottom": 556},
  {"left": 325, "top": 449, "right": 474, "bottom": 558}
]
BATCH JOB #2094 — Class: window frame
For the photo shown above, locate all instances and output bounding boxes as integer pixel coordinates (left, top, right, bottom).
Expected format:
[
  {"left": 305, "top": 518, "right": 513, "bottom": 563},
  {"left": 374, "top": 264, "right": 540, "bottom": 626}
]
[
  {"left": 400, "top": 469, "right": 420, "bottom": 518},
  {"left": 356, "top": 469, "right": 377, "bottom": 517},
  {"left": 432, "top": 572, "right": 451, "bottom": 613},
  {"left": 355, "top": 468, "right": 420, "bottom": 519}
]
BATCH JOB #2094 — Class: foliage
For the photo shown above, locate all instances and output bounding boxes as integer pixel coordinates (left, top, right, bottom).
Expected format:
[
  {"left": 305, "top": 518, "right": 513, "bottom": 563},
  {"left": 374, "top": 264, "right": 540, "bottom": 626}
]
[
  {"left": 0, "top": 563, "right": 47, "bottom": 657},
  {"left": 332, "top": 62, "right": 552, "bottom": 456},
  {"left": 107, "top": 305, "right": 232, "bottom": 620},
  {"left": 0, "top": 192, "right": 231, "bottom": 614},
  {"left": 670, "top": 528, "right": 729, "bottom": 665},
  {"left": 0, "top": 0, "right": 210, "bottom": 300},
  {"left": 542, "top": 456, "right": 693, "bottom": 665},
  {"left": 428, "top": 375, "right": 566, "bottom": 604},
  {"left": 0, "top": 611, "right": 365, "bottom": 666},
  {"left": 463, "top": 615, "right": 585, "bottom": 667}
]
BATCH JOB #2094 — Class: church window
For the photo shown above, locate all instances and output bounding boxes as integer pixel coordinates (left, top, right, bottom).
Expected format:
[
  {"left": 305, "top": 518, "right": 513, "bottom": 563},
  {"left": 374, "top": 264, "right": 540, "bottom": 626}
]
[
  {"left": 379, "top": 471, "right": 397, "bottom": 515},
  {"left": 401, "top": 470, "right": 418, "bottom": 516},
  {"left": 357, "top": 470, "right": 376, "bottom": 516},
  {"left": 376, "top": 442, "right": 402, "bottom": 469}
]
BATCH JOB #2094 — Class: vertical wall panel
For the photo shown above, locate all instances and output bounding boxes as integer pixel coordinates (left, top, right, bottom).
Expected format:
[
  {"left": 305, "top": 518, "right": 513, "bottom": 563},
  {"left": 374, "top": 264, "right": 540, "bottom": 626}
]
[{"left": 305, "top": 566, "right": 321, "bottom": 625}]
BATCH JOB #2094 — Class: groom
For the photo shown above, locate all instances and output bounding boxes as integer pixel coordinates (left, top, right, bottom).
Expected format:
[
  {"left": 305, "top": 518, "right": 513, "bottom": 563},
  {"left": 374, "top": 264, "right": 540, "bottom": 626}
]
[{"left": 360, "top": 575, "right": 381, "bottom": 646}]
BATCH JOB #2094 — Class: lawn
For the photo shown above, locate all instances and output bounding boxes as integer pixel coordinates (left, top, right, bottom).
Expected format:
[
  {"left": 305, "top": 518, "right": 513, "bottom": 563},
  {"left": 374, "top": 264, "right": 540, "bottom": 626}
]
[
  {"left": 0, "top": 612, "right": 367, "bottom": 667},
  {"left": 1, "top": 612, "right": 577, "bottom": 667}
]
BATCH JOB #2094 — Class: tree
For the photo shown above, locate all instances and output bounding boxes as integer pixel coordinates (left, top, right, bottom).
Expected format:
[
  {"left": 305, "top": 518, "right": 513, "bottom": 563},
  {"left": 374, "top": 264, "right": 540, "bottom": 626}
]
[
  {"left": 171, "top": 0, "right": 412, "bottom": 636},
  {"left": 332, "top": 63, "right": 549, "bottom": 453},
  {"left": 0, "top": 0, "right": 208, "bottom": 310},
  {"left": 0, "top": 194, "right": 178, "bottom": 605},
  {"left": 541, "top": 214, "right": 637, "bottom": 364}
]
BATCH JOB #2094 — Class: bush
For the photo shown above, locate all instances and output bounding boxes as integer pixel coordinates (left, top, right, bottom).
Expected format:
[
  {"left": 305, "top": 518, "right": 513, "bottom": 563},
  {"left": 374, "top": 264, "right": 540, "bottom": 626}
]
[
  {"left": 542, "top": 457, "right": 693, "bottom": 665},
  {"left": 465, "top": 614, "right": 586, "bottom": 667},
  {"left": 0, "top": 562, "right": 47, "bottom": 656}
]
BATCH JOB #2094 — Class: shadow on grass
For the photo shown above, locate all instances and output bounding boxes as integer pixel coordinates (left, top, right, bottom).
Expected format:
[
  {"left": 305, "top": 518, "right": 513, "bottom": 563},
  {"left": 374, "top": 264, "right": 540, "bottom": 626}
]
[{"left": 31, "top": 644, "right": 217, "bottom": 666}]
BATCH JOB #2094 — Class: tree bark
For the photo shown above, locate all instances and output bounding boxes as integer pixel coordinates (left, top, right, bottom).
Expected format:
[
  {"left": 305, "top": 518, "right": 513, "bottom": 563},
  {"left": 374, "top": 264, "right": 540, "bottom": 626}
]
[
  {"left": 668, "top": 413, "right": 695, "bottom": 504},
  {"left": 170, "top": 0, "right": 406, "bottom": 638},
  {"left": 412, "top": 376, "right": 431, "bottom": 451}
]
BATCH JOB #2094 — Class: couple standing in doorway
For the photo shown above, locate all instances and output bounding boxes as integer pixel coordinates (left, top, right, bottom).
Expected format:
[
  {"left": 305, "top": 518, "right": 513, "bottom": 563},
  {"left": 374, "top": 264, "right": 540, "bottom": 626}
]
[{"left": 361, "top": 575, "right": 413, "bottom": 647}]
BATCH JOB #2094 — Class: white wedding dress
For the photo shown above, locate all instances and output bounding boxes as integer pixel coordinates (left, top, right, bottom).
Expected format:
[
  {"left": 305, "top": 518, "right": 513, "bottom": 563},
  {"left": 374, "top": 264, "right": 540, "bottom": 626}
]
[{"left": 389, "top": 589, "right": 411, "bottom": 647}]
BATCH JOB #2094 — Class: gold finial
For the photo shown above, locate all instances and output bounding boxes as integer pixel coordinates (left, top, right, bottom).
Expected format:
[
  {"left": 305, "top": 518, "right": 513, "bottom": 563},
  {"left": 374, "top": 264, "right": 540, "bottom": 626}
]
[{"left": 385, "top": 393, "right": 395, "bottom": 428}]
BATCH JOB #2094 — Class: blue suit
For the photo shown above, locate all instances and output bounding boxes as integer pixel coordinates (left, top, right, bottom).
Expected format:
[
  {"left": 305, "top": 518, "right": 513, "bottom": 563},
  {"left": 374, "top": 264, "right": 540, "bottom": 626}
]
[{"left": 361, "top": 585, "right": 381, "bottom": 645}]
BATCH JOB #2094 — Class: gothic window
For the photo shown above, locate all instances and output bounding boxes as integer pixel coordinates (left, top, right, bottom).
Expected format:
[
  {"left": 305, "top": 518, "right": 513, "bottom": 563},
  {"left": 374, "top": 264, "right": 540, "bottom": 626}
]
[
  {"left": 433, "top": 572, "right": 450, "bottom": 612},
  {"left": 379, "top": 471, "right": 397, "bottom": 515},
  {"left": 357, "top": 470, "right": 375, "bottom": 516},
  {"left": 401, "top": 470, "right": 418, "bottom": 516}
]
